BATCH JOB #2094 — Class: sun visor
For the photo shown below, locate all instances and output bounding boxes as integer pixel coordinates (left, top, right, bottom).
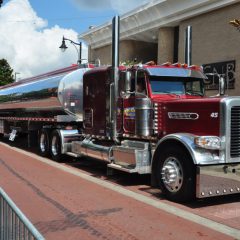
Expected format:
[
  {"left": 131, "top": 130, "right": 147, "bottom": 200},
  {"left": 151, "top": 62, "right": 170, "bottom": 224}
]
[{"left": 146, "top": 68, "right": 207, "bottom": 79}]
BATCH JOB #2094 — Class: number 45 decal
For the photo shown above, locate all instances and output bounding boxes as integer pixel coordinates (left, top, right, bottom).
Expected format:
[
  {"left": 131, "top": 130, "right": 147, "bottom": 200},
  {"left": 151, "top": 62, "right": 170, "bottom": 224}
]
[{"left": 211, "top": 112, "right": 218, "bottom": 118}]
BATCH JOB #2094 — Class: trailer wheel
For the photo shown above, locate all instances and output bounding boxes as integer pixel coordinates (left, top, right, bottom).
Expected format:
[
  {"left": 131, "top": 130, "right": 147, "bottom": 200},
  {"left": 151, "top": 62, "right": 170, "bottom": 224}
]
[
  {"left": 156, "top": 145, "right": 195, "bottom": 202},
  {"left": 38, "top": 129, "right": 50, "bottom": 157},
  {"left": 50, "top": 130, "right": 63, "bottom": 162}
]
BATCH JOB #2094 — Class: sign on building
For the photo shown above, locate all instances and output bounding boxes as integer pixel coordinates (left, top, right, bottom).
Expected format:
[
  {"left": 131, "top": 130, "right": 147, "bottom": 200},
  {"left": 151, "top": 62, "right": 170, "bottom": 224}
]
[{"left": 202, "top": 60, "right": 235, "bottom": 90}]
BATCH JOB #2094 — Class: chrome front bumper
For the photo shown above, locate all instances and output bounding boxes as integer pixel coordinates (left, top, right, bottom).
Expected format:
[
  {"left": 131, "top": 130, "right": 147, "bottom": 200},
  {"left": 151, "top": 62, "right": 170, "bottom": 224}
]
[{"left": 196, "top": 163, "right": 240, "bottom": 198}]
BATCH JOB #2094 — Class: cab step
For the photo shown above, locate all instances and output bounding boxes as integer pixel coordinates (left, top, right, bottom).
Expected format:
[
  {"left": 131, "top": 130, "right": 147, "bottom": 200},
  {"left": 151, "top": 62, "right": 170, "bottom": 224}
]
[{"left": 107, "top": 163, "right": 138, "bottom": 173}]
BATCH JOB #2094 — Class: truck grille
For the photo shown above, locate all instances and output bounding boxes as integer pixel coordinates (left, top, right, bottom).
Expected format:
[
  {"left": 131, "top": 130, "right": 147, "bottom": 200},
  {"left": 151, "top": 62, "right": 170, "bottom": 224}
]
[{"left": 231, "top": 106, "right": 240, "bottom": 157}]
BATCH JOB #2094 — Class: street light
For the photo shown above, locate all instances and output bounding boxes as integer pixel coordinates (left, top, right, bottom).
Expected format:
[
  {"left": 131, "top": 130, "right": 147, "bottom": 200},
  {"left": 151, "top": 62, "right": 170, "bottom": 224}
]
[
  {"left": 229, "top": 19, "right": 240, "bottom": 31},
  {"left": 59, "top": 36, "right": 82, "bottom": 64},
  {"left": 15, "top": 72, "right": 20, "bottom": 82}
]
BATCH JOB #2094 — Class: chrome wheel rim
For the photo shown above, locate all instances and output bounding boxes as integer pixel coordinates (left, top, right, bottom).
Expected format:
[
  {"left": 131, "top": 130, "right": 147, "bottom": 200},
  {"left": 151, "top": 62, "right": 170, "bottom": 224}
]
[
  {"left": 161, "top": 157, "right": 183, "bottom": 192},
  {"left": 40, "top": 133, "right": 46, "bottom": 153},
  {"left": 51, "top": 136, "right": 58, "bottom": 156}
]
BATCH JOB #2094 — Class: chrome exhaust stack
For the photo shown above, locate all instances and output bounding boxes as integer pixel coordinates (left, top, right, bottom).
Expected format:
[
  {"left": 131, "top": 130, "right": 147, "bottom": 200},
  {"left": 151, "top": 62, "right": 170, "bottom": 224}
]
[
  {"left": 111, "top": 15, "right": 120, "bottom": 143},
  {"left": 112, "top": 15, "right": 120, "bottom": 69},
  {"left": 185, "top": 26, "right": 192, "bottom": 66}
]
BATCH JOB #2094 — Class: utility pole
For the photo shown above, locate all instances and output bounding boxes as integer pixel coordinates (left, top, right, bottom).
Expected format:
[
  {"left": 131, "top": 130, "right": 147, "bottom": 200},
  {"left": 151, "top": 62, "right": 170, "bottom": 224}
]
[{"left": 15, "top": 72, "right": 20, "bottom": 82}]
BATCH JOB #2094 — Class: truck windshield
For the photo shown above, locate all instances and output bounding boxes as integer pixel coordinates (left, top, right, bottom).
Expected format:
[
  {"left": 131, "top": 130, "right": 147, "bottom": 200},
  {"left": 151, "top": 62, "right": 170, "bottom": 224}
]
[{"left": 150, "top": 76, "right": 204, "bottom": 96}]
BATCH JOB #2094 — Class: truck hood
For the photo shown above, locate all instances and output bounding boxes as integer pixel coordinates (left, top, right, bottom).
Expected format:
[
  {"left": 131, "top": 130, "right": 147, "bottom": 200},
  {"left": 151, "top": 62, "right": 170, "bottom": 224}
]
[{"left": 153, "top": 97, "right": 222, "bottom": 137}]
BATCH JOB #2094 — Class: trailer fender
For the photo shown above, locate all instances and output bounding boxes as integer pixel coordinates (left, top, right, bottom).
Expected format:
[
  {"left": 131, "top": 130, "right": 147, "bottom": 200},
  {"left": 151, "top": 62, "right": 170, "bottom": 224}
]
[{"left": 58, "top": 129, "right": 81, "bottom": 154}]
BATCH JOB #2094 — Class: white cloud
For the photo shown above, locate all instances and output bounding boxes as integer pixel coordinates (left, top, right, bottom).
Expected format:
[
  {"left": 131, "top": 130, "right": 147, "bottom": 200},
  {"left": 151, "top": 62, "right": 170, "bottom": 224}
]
[
  {"left": 0, "top": 0, "right": 88, "bottom": 79},
  {"left": 72, "top": 0, "right": 150, "bottom": 14}
]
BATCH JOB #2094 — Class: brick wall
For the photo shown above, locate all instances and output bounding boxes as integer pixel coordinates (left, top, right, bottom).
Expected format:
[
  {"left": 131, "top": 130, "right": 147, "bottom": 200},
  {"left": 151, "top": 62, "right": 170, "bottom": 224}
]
[
  {"left": 89, "top": 40, "right": 157, "bottom": 65},
  {"left": 178, "top": 2, "right": 240, "bottom": 95}
]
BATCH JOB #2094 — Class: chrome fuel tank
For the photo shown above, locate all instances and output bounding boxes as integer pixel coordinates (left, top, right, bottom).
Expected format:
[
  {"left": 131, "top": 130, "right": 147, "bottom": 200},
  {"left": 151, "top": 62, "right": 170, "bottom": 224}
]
[
  {"left": 135, "top": 98, "right": 153, "bottom": 136},
  {"left": 0, "top": 68, "right": 89, "bottom": 120}
]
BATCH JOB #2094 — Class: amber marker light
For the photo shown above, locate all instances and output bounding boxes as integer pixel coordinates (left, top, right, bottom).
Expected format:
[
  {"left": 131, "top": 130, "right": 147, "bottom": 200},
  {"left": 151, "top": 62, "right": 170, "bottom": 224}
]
[{"left": 194, "top": 136, "right": 221, "bottom": 150}]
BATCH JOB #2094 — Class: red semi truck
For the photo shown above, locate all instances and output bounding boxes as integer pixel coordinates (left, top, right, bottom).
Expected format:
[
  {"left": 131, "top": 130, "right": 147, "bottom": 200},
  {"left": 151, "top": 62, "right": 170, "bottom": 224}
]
[{"left": 0, "top": 17, "right": 239, "bottom": 202}]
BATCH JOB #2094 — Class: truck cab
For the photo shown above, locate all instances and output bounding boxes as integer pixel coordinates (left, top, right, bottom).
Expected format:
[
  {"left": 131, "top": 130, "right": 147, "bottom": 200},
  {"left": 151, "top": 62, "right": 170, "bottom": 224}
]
[{"left": 118, "top": 63, "right": 206, "bottom": 137}]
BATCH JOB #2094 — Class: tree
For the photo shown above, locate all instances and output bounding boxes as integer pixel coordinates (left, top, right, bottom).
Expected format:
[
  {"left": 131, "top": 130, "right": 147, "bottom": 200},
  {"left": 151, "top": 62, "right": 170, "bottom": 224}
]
[
  {"left": 0, "top": 0, "right": 3, "bottom": 8},
  {"left": 0, "top": 59, "right": 14, "bottom": 86}
]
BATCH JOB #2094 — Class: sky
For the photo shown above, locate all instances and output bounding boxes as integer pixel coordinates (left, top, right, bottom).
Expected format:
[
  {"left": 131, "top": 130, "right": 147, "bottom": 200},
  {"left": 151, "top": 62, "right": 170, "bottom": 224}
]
[{"left": 0, "top": 0, "right": 149, "bottom": 79}]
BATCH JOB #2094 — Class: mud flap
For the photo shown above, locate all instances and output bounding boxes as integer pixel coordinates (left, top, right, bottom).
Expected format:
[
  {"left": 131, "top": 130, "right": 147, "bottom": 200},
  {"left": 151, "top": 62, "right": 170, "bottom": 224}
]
[{"left": 9, "top": 129, "right": 17, "bottom": 141}]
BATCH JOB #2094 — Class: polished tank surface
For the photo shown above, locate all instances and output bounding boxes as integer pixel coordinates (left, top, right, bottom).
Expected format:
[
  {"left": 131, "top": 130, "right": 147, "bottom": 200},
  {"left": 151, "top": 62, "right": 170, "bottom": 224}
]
[
  {"left": 58, "top": 68, "right": 89, "bottom": 120},
  {"left": 0, "top": 68, "right": 89, "bottom": 120}
]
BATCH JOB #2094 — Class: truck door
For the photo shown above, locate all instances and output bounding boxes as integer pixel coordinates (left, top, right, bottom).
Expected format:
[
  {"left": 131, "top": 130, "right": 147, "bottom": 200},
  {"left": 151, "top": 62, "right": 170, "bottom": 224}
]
[{"left": 122, "top": 70, "right": 148, "bottom": 135}]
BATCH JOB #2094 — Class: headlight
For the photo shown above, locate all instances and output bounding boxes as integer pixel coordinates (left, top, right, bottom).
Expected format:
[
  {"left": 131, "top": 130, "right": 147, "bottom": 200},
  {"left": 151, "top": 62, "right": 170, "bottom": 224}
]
[{"left": 194, "top": 136, "right": 221, "bottom": 150}]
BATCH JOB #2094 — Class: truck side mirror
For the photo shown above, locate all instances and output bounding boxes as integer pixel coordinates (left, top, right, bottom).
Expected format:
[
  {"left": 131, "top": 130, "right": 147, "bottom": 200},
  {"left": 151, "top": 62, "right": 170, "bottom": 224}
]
[
  {"left": 205, "top": 73, "right": 226, "bottom": 97},
  {"left": 219, "top": 75, "right": 225, "bottom": 96},
  {"left": 124, "top": 71, "right": 131, "bottom": 93}
]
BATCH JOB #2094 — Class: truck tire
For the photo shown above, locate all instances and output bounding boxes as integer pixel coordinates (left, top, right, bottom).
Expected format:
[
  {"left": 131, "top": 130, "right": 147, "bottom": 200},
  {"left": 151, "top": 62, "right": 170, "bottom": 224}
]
[
  {"left": 38, "top": 129, "right": 50, "bottom": 157},
  {"left": 50, "top": 130, "right": 63, "bottom": 162},
  {"left": 156, "top": 145, "right": 195, "bottom": 202}
]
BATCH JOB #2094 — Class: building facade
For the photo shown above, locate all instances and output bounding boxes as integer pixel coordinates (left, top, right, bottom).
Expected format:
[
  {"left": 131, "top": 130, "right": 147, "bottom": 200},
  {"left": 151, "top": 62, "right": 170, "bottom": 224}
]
[{"left": 79, "top": 0, "right": 240, "bottom": 95}]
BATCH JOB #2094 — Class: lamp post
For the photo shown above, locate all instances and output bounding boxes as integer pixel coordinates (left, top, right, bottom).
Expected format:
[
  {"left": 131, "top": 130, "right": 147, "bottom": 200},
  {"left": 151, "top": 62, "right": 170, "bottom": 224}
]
[
  {"left": 229, "top": 19, "right": 240, "bottom": 31},
  {"left": 15, "top": 72, "right": 20, "bottom": 82},
  {"left": 59, "top": 36, "right": 82, "bottom": 64}
]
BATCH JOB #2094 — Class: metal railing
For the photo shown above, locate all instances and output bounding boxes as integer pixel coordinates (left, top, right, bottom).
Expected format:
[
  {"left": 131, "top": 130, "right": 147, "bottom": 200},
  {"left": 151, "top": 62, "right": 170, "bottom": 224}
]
[{"left": 0, "top": 188, "right": 45, "bottom": 240}]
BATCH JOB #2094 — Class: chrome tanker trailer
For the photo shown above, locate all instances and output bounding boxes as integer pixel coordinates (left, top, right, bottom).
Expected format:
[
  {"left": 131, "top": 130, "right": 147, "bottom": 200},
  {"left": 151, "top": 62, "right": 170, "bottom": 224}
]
[
  {"left": 0, "top": 65, "right": 88, "bottom": 119},
  {"left": 0, "top": 65, "right": 92, "bottom": 160}
]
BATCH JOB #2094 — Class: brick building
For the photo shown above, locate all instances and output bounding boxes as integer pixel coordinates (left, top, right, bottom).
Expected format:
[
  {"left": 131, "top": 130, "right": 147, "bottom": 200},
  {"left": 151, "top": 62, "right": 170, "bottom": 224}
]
[{"left": 79, "top": 0, "right": 240, "bottom": 95}]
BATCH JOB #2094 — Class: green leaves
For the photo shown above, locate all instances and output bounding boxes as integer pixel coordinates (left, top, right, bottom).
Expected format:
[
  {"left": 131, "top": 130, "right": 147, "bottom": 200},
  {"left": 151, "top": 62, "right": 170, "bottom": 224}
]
[{"left": 0, "top": 59, "right": 14, "bottom": 86}]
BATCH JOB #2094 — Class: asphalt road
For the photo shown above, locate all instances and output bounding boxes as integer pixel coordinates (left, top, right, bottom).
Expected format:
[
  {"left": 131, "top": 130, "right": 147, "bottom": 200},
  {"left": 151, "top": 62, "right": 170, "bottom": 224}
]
[{"left": 0, "top": 136, "right": 240, "bottom": 240}]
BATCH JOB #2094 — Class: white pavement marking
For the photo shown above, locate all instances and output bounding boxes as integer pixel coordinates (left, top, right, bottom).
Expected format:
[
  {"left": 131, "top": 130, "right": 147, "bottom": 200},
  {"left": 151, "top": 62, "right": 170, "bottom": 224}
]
[{"left": 1, "top": 142, "right": 240, "bottom": 239}]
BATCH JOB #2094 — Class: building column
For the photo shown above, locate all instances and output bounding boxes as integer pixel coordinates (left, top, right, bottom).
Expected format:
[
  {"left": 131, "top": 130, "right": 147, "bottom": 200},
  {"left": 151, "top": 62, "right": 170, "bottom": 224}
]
[
  {"left": 157, "top": 27, "right": 175, "bottom": 64},
  {"left": 88, "top": 46, "right": 93, "bottom": 63}
]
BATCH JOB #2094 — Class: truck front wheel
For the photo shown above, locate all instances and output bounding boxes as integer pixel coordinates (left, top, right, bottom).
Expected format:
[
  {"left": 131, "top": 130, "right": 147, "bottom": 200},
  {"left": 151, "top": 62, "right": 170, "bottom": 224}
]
[
  {"left": 50, "top": 130, "right": 63, "bottom": 162},
  {"left": 38, "top": 129, "right": 50, "bottom": 157},
  {"left": 156, "top": 145, "right": 196, "bottom": 202}
]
